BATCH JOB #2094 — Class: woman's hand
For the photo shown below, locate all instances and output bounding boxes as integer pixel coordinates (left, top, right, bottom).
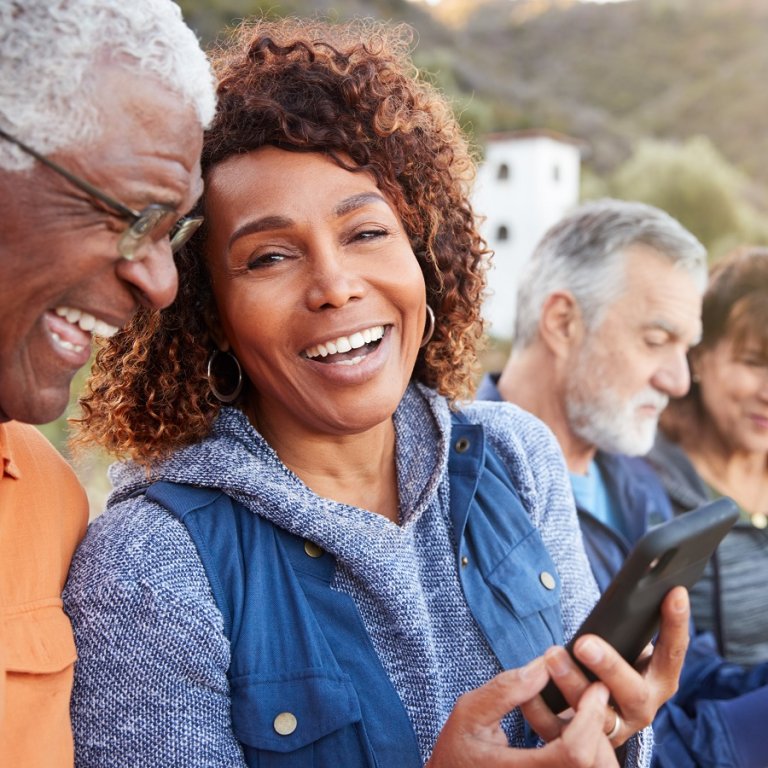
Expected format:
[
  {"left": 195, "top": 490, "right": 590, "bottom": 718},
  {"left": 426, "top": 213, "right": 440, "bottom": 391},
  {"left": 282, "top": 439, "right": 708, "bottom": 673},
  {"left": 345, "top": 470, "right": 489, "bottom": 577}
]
[
  {"left": 524, "top": 586, "right": 691, "bottom": 747},
  {"left": 427, "top": 657, "right": 619, "bottom": 767}
]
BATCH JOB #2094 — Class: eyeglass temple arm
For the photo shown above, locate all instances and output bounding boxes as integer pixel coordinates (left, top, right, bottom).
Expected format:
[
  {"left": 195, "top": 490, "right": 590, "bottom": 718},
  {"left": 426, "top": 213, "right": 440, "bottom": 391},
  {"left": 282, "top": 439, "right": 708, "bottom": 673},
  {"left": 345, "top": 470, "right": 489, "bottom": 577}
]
[{"left": 0, "top": 126, "right": 139, "bottom": 219}]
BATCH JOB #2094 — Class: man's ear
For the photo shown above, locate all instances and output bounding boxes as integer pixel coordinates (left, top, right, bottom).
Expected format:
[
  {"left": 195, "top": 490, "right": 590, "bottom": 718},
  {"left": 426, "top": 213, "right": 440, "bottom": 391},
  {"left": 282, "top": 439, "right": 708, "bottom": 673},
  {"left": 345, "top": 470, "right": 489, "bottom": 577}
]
[{"left": 539, "top": 291, "right": 583, "bottom": 358}]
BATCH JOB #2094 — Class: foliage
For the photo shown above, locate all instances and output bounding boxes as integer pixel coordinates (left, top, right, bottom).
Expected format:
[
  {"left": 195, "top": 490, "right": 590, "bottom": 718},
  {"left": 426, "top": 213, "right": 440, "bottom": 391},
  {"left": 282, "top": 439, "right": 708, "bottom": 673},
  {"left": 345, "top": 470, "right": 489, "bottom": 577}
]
[
  {"left": 604, "top": 136, "right": 768, "bottom": 259},
  {"left": 36, "top": 361, "right": 112, "bottom": 518}
]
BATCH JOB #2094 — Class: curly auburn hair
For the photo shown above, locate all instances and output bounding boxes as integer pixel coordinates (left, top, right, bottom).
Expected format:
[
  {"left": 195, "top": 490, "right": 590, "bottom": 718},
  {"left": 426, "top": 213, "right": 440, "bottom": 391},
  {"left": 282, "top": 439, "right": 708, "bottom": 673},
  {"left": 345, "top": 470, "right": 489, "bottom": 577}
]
[{"left": 75, "top": 17, "right": 489, "bottom": 461}]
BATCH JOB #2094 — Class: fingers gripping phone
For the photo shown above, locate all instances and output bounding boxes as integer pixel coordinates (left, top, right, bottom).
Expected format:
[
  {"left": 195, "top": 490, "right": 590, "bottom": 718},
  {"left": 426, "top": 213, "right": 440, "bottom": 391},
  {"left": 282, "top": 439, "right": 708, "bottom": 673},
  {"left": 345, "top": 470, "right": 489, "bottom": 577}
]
[{"left": 540, "top": 497, "right": 739, "bottom": 713}]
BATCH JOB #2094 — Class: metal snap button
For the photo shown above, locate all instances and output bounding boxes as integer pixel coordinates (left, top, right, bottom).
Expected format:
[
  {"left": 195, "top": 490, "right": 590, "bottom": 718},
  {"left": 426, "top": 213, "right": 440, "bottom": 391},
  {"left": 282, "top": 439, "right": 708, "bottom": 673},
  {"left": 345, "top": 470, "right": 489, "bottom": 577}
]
[
  {"left": 304, "top": 540, "right": 324, "bottom": 558},
  {"left": 461, "top": 555, "right": 469, "bottom": 567},
  {"left": 539, "top": 571, "right": 556, "bottom": 590},
  {"left": 455, "top": 437, "right": 470, "bottom": 453},
  {"left": 273, "top": 711, "right": 298, "bottom": 736}
]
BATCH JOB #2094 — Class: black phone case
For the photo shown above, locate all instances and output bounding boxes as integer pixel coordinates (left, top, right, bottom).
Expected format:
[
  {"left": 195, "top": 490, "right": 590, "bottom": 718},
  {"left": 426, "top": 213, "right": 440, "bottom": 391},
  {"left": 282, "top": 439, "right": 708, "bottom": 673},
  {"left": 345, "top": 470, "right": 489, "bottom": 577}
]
[{"left": 540, "top": 497, "right": 739, "bottom": 713}]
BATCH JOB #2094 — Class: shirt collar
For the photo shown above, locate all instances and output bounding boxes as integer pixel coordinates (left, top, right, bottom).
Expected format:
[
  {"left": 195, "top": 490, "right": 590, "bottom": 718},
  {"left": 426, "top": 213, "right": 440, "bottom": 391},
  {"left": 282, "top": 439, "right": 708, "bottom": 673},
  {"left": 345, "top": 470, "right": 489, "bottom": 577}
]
[{"left": 0, "top": 422, "right": 21, "bottom": 479}]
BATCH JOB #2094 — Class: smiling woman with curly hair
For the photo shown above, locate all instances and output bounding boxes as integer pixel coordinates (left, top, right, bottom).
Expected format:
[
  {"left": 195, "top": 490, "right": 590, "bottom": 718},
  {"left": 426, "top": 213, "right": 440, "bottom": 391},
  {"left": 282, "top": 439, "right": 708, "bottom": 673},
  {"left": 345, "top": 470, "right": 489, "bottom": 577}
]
[
  {"left": 64, "top": 17, "right": 679, "bottom": 768},
  {"left": 76, "top": 18, "right": 486, "bottom": 462}
]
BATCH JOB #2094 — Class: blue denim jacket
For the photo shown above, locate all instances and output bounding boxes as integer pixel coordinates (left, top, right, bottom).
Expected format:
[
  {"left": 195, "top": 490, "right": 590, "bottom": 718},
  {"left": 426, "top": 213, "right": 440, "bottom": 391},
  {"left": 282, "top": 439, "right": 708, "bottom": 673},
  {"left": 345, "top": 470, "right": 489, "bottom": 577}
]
[{"left": 147, "top": 416, "right": 564, "bottom": 766}]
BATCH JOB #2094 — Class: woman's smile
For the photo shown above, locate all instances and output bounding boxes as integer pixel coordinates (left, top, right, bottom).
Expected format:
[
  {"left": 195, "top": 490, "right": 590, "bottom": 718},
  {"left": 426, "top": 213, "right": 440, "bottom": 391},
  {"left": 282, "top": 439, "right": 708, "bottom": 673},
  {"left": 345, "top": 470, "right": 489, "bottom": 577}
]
[{"left": 303, "top": 324, "right": 386, "bottom": 363}]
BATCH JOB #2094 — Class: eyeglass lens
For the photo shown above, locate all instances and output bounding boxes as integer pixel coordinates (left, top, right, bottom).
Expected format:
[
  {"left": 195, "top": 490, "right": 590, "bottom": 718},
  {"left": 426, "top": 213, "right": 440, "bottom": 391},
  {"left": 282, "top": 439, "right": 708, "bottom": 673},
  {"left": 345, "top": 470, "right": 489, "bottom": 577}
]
[
  {"left": 170, "top": 217, "right": 204, "bottom": 253},
  {"left": 117, "top": 206, "right": 203, "bottom": 261}
]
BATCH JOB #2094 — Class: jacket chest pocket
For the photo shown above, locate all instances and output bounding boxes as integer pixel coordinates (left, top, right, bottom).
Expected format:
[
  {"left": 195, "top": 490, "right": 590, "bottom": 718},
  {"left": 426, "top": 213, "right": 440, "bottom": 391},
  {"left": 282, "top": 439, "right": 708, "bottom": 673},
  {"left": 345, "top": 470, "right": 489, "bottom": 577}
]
[
  {"left": 230, "top": 669, "right": 379, "bottom": 767},
  {"left": 3, "top": 601, "right": 77, "bottom": 675},
  {"left": 485, "top": 528, "right": 563, "bottom": 649}
]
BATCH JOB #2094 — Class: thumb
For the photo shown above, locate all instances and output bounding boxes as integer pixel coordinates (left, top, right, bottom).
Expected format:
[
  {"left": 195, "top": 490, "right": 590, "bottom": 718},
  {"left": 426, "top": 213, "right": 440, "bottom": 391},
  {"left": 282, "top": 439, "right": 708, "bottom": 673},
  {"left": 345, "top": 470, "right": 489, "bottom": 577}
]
[{"left": 454, "top": 657, "right": 550, "bottom": 730}]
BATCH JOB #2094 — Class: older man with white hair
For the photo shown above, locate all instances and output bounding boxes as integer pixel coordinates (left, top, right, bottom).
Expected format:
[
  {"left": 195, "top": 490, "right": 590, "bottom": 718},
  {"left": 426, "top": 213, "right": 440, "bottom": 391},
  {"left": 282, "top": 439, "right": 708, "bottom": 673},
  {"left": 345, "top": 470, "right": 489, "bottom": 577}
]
[
  {"left": 480, "top": 198, "right": 768, "bottom": 768},
  {"left": 0, "top": 1, "right": 216, "bottom": 763}
]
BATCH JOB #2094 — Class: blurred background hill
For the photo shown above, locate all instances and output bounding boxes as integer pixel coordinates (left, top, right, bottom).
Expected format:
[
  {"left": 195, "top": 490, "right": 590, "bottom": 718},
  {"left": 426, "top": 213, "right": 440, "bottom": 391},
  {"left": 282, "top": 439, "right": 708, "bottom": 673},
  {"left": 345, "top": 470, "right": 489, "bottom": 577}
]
[
  {"left": 47, "top": 0, "right": 768, "bottom": 512},
  {"left": 180, "top": 0, "right": 768, "bottom": 197},
  {"left": 175, "top": 0, "right": 768, "bottom": 257}
]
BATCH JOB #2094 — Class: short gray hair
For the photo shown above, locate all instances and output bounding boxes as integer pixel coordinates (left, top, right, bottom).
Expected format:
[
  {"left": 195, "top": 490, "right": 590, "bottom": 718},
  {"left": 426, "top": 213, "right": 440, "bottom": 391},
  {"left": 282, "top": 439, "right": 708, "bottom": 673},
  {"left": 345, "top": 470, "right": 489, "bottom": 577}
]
[
  {"left": 0, "top": 0, "right": 216, "bottom": 171},
  {"left": 513, "top": 198, "right": 707, "bottom": 347}
]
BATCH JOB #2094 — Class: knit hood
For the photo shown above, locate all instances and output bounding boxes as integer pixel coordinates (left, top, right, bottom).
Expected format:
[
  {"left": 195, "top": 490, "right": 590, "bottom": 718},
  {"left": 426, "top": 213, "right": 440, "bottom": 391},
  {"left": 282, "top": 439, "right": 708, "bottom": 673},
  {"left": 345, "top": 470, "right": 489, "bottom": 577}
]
[{"left": 108, "top": 382, "right": 452, "bottom": 561}]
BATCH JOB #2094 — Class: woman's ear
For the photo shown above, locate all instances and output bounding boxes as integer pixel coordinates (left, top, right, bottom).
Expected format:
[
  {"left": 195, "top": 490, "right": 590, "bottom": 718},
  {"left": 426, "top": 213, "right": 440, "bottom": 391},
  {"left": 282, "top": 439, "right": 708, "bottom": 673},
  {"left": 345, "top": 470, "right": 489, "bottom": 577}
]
[
  {"left": 539, "top": 291, "right": 583, "bottom": 359},
  {"left": 688, "top": 346, "right": 704, "bottom": 383},
  {"left": 204, "top": 306, "right": 230, "bottom": 352}
]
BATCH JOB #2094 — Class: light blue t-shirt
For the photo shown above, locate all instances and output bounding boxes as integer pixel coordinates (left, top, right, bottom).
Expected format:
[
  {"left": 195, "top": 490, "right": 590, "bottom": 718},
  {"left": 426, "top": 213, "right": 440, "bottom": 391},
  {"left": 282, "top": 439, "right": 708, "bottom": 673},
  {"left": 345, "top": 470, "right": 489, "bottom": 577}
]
[{"left": 570, "top": 459, "right": 628, "bottom": 539}]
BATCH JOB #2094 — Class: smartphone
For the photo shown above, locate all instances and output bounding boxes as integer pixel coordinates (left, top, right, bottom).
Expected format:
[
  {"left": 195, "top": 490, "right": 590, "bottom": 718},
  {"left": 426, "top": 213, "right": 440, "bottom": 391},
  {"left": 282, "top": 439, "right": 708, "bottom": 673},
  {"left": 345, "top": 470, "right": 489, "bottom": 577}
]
[{"left": 540, "top": 497, "right": 739, "bottom": 713}]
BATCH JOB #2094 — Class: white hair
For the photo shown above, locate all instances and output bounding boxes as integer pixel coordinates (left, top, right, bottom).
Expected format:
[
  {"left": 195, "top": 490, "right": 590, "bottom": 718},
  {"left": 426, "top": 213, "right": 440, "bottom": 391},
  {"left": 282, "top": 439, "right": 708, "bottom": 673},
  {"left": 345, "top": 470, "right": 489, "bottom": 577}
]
[
  {"left": 0, "top": 0, "right": 216, "bottom": 171},
  {"left": 513, "top": 198, "right": 708, "bottom": 348}
]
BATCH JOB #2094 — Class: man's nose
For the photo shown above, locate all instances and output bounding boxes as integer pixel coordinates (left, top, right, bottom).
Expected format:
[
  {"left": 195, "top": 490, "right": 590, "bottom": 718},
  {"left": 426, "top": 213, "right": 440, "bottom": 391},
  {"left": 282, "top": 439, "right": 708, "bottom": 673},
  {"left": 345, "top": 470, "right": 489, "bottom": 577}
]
[
  {"left": 116, "top": 239, "right": 179, "bottom": 310},
  {"left": 653, "top": 349, "right": 691, "bottom": 398}
]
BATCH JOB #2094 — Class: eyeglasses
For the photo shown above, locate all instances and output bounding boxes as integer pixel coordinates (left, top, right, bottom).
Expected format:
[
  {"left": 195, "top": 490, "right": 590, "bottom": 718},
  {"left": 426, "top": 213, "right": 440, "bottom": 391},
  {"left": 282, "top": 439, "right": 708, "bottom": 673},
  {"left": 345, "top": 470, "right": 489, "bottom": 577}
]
[{"left": 0, "top": 127, "right": 203, "bottom": 261}]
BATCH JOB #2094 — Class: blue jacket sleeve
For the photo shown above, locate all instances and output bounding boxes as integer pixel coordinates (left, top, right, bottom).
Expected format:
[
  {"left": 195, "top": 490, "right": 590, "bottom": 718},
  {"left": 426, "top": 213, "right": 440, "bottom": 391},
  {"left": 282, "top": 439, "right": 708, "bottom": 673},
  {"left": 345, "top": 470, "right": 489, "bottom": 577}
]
[
  {"left": 575, "top": 455, "right": 768, "bottom": 768},
  {"left": 652, "top": 632, "right": 768, "bottom": 768}
]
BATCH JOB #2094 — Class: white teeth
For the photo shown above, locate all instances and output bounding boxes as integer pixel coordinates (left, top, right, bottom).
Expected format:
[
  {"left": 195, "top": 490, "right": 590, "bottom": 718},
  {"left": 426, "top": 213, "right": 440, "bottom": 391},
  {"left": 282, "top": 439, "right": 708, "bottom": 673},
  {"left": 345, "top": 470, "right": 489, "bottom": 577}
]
[
  {"left": 304, "top": 325, "right": 386, "bottom": 360},
  {"left": 54, "top": 306, "right": 119, "bottom": 338},
  {"left": 79, "top": 313, "right": 96, "bottom": 332},
  {"left": 94, "top": 320, "right": 118, "bottom": 338},
  {"left": 51, "top": 332, "right": 86, "bottom": 354}
]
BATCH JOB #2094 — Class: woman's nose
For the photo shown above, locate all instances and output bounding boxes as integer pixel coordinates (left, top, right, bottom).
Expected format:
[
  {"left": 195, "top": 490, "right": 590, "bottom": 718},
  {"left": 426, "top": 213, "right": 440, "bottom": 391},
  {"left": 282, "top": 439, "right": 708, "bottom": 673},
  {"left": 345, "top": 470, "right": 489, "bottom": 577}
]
[{"left": 305, "top": 249, "right": 365, "bottom": 311}]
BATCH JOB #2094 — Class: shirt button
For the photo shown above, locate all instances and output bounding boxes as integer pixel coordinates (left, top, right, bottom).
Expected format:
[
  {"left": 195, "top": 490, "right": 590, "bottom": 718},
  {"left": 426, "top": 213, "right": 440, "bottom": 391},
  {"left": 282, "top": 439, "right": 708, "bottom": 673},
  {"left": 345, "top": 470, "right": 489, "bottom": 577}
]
[
  {"left": 273, "top": 712, "right": 298, "bottom": 736},
  {"left": 304, "top": 540, "right": 324, "bottom": 558},
  {"left": 455, "top": 437, "right": 470, "bottom": 453},
  {"left": 539, "top": 571, "right": 556, "bottom": 590},
  {"left": 753, "top": 512, "right": 767, "bottom": 529},
  {"left": 461, "top": 556, "right": 469, "bottom": 567}
]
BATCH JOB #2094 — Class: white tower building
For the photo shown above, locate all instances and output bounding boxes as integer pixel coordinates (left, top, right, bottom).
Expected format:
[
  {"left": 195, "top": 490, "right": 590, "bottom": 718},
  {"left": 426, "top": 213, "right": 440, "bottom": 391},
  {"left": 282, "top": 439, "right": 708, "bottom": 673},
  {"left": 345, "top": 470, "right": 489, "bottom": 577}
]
[{"left": 474, "top": 129, "right": 582, "bottom": 339}]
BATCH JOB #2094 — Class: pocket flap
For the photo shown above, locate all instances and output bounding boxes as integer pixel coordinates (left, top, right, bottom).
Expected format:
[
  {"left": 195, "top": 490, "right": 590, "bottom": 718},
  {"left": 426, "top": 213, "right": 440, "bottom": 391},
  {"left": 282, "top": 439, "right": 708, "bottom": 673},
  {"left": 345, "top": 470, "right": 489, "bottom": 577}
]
[
  {"left": 230, "top": 669, "right": 362, "bottom": 752},
  {"left": 2, "top": 601, "right": 77, "bottom": 673},
  {"left": 486, "top": 530, "right": 562, "bottom": 617}
]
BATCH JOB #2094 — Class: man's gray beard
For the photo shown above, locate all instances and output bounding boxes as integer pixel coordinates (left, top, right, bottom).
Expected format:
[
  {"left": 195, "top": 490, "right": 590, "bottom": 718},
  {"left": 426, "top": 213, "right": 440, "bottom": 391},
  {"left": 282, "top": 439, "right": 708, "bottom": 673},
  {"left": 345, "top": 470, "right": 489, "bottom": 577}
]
[{"left": 565, "top": 372, "right": 668, "bottom": 457}]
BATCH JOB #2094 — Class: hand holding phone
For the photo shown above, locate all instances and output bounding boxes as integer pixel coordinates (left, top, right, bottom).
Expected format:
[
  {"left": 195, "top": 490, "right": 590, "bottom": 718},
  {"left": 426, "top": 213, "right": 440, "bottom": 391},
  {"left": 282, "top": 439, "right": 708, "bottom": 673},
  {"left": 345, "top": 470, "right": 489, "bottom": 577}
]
[{"left": 540, "top": 497, "right": 739, "bottom": 713}]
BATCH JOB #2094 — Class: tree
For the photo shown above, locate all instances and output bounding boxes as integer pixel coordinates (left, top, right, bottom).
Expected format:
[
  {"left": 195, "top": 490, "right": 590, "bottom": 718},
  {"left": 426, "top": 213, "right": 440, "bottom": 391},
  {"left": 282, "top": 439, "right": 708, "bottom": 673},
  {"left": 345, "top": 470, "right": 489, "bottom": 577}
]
[{"left": 605, "top": 136, "right": 767, "bottom": 258}]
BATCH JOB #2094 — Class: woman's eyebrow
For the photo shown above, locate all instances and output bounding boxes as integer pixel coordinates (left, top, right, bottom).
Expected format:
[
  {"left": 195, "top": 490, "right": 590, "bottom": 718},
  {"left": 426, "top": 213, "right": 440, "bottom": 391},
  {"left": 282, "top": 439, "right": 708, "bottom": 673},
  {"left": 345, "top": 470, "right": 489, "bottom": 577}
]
[
  {"left": 228, "top": 215, "right": 293, "bottom": 250},
  {"left": 227, "top": 193, "right": 389, "bottom": 250},
  {"left": 334, "top": 192, "right": 389, "bottom": 217}
]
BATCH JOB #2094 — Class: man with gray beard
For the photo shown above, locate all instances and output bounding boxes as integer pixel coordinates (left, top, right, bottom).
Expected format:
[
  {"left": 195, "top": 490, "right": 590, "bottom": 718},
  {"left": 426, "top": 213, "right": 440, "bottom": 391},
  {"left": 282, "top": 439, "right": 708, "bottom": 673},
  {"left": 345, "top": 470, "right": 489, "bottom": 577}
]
[{"left": 479, "top": 198, "right": 768, "bottom": 768}]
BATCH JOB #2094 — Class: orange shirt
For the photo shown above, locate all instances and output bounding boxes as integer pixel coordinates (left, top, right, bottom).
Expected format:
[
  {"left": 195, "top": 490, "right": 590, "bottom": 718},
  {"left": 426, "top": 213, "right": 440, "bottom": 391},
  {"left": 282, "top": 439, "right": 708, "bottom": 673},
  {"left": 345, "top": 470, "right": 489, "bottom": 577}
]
[{"left": 0, "top": 422, "right": 88, "bottom": 767}]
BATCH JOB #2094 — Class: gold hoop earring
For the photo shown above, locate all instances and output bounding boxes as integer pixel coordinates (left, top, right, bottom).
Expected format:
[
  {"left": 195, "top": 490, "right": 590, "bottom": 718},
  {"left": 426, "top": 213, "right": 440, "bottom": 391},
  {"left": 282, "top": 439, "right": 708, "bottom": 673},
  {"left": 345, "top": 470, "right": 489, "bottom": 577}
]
[
  {"left": 206, "top": 349, "right": 243, "bottom": 403},
  {"left": 420, "top": 305, "right": 435, "bottom": 348}
]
